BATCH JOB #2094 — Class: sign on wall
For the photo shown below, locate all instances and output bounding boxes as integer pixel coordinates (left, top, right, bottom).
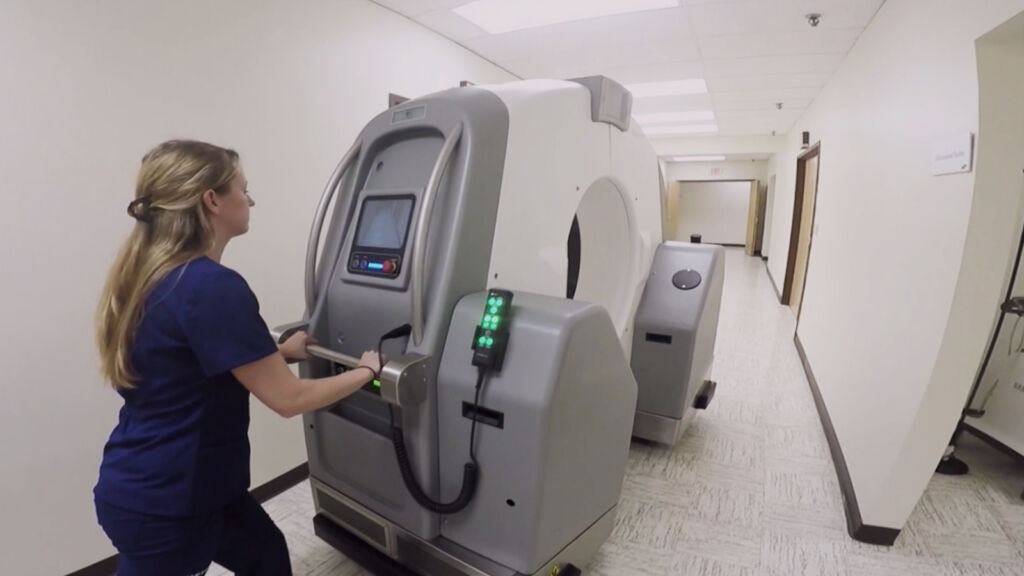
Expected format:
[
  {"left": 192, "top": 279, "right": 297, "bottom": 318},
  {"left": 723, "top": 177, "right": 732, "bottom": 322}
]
[{"left": 932, "top": 133, "right": 974, "bottom": 176}]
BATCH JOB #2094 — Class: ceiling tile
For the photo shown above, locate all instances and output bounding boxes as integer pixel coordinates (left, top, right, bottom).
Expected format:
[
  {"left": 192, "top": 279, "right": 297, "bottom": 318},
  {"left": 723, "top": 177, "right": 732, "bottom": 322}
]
[
  {"left": 461, "top": 9, "right": 695, "bottom": 63},
  {"left": 599, "top": 60, "right": 708, "bottom": 85},
  {"left": 698, "top": 28, "right": 862, "bottom": 58},
  {"left": 716, "top": 117, "right": 796, "bottom": 135},
  {"left": 497, "top": 39, "right": 702, "bottom": 79},
  {"left": 707, "top": 72, "right": 832, "bottom": 93},
  {"left": 792, "top": 0, "right": 887, "bottom": 27},
  {"left": 713, "top": 86, "right": 822, "bottom": 107},
  {"left": 703, "top": 53, "right": 845, "bottom": 77},
  {"left": 687, "top": 0, "right": 884, "bottom": 37},
  {"left": 713, "top": 96, "right": 814, "bottom": 111},
  {"left": 631, "top": 94, "right": 716, "bottom": 114},
  {"left": 715, "top": 108, "right": 804, "bottom": 125},
  {"left": 368, "top": 0, "right": 881, "bottom": 137},
  {"left": 414, "top": 9, "right": 487, "bottom": 42},
  {"left": 506, "top": 59, "right": 705, "bottom": 85}
]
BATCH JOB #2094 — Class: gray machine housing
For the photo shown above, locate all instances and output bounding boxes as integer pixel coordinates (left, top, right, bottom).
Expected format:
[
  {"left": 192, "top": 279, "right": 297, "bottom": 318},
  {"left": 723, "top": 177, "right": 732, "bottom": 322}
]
[
  {"left": 630, "top": 242, "right": 725, "bottom": 445},
  {"left": 437, "top": 292, "right": 636, "bottom": 573},
  {"left": 302, "top": 86, "right": 510, "bottom": 544},
  {"left": 298, "top": 82, "right": 641, "bottom": 576}
]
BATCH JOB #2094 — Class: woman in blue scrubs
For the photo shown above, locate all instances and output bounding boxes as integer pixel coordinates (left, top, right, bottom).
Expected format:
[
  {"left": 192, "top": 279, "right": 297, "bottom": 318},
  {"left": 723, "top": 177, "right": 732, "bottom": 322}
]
[{"left": 93, "top": 140, "right": 380, "bottom": 575}]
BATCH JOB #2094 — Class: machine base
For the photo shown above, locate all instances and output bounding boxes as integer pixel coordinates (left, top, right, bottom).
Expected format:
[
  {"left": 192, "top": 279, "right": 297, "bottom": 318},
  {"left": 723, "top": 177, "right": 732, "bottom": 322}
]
[
  {"left": 311, "top": 477, "right": 613, "bottom": 576},
  {"left": 632, "top": 380, "right": 715, "bottom": 445},
  {"left": 632, "top": 408, "right": 696, "bottom": 445}
]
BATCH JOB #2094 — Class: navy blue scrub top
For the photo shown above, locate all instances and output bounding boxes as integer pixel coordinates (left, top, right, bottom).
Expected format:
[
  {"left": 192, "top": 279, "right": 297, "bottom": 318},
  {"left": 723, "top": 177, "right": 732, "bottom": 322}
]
[{"left": 94, "top": 256, "right": 279, "bottom": 517}]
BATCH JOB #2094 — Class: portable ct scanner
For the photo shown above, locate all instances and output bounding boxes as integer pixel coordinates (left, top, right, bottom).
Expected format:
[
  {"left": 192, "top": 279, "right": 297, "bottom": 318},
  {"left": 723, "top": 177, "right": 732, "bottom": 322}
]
[{"left": 272, "top": 77, "right": 724, "bottom": 576}]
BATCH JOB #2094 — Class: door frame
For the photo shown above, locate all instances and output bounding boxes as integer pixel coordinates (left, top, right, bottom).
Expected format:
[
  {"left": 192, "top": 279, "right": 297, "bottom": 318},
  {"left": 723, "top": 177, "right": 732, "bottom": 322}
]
[
  {"left": 781, "top": 142, "right": 822, "bottom": 315},
  {"left": 745, "top": 180, "right": 764, "bottom": 256}
]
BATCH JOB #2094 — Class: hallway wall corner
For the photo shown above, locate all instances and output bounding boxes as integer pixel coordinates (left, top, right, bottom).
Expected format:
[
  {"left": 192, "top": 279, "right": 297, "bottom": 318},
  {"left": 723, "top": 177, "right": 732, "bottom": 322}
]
[{"left": 794, "top": 334, "right": 901, "bottom": 547}]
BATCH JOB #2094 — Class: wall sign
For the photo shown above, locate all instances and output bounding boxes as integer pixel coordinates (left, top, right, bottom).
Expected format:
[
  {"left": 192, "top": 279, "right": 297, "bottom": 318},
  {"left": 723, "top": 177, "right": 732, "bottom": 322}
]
[{"left": 932, "top": 133, "right": 974, "bottom": 176}]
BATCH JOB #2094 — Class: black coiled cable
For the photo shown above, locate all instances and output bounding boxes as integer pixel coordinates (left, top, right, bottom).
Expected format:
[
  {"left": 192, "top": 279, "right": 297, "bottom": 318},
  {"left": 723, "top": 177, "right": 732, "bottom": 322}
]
[{"left": 376, "top": 324, "right": 486, "bottom": 515}]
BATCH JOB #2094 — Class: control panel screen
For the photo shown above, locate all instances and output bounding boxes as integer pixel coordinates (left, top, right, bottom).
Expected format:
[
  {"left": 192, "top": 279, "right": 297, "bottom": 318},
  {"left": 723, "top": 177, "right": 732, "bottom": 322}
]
[
  {"left": 356, "top": 197, "right": 414, "bottom": 250},
  {"left": 349, "top": 195, "right": 415, "bottom": 279}
]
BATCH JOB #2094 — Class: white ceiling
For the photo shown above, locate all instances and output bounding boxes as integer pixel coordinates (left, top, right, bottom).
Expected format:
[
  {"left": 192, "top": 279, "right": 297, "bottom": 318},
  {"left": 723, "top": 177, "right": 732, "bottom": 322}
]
[{"left": 372, "top": 0, "right": 885, "bottom": 139}]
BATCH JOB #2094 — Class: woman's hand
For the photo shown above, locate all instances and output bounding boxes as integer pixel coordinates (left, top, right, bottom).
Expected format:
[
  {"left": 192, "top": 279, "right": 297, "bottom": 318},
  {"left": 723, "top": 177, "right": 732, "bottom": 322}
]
[
  {"left": 358, "top": 351, "right": 382, "bottom": 378},
  {"left": 279, "top": 330, "right": 317, "bottom": 362}
]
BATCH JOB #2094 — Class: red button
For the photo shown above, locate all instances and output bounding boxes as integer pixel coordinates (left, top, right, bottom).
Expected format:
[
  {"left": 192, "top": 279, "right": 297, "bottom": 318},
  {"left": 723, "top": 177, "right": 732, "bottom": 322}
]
[{"left": 383, "top": 260, "right": 395, "bottom": 273}]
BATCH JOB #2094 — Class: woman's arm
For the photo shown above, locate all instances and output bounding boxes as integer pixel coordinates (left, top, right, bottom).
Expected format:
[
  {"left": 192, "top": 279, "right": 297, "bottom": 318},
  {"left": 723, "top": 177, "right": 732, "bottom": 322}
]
[
  {"left": 278, "top": 330, "right": 317, "bottom": 364},
  {"left": 233, "top": 347, "right": 381, "bottom": 418}
]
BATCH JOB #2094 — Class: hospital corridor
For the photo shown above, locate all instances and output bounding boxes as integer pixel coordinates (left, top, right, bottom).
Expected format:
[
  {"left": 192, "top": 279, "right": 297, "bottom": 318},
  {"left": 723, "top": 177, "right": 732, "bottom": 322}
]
[
  {"left": 203, "top": 250, "right": 1024, "bottom": 576},
  {"left": 4, "top": 1, "right": 1024, "bottom": 576}
]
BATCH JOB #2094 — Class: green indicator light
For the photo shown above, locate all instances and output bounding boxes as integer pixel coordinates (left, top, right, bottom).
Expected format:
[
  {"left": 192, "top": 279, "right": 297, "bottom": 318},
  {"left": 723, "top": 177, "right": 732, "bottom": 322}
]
[
  {"left": 478, "top": 336, "right": 486, "bottom": 345},
  {"left": 373, "top": 379, "right": 381, "bottom": 388},
  {"left": 490, "top": 307, "right": 498, "bottom": 315},
  {"left": 496, "top": 298, "right": 504, "bottom": 306},
  {"left": 486, "top": 337, "right": 494, "bottom": 346},
  {"left": 484, "top": 315, "right": 491, "bottom": 322},
  {"left": 488, "top": 298, "right": 495, "bottom": 306},
  {"left": 491, "top": 318, "right": 499, "bottom": 327}
]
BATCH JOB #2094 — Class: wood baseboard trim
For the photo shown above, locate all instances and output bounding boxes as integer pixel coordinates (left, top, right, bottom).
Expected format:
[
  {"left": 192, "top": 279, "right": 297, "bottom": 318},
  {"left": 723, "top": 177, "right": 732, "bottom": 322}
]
[
  {"left": 251, "top": 462, "right": 310, "bottom": 503},
  {"left": 67, "top": 463, "right": 310, "bottom": 576},
  {"left": 766, "top": 264, "right": 783, "bottom": 302},
  {"left": 66, "top": 556, "right": 117, "bottom": 576},
  {"left": 963, "top": 423, "right": 1024, "bottom": 466},
  {"left": 794, "top": 334, "right": 901, "bottom": 546}
]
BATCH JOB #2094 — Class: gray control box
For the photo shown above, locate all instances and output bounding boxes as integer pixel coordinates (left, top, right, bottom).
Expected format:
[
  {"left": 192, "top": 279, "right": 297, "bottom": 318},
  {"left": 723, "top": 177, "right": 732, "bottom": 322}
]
[{"left": 631, "top": 243, "right": 724, "bottom": 433}]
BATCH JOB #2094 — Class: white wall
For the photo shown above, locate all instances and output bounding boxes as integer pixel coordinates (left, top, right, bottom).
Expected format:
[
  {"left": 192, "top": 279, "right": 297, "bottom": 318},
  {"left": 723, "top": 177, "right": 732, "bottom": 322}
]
[
  {"left": 766, "top": 0, "right": 1024, "bottom": 530},
  {"left": 675, "top": 181, "right": 752, "bottom": 245},
  {"left": 0, "top": 1, "right": 515, "bottom": 574},
  {"left": 663, "top": 159, "right": 769, "bottom": 183},
  {"left": 651, "top": 134, "right": 785, "bottom": 157},
  {"left": 923, "top": 11, "right": 1024, "bottom": 497},
  {"left": 665, "top": 160, "right": 770, "bottom": 249}
]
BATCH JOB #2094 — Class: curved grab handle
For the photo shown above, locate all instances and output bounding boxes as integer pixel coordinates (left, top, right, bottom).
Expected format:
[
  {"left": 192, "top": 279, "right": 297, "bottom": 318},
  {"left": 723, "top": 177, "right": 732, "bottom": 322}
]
[
  {"left": 305, "top": 139, "right": 363, "bottom": 315},
  {"left": 411, "top": 123, "right": 463, "bottom": 346}
]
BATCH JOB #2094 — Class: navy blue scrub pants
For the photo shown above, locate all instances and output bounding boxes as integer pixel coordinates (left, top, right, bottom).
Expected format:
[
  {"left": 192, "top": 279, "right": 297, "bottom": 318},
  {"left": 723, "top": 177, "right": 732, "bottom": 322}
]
[{"left": 95, "top": 493, "right": 291, "bottom": 576}]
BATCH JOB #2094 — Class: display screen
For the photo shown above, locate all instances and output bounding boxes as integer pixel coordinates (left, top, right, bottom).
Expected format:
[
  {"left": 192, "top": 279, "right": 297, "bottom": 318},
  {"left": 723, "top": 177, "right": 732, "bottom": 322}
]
[{"left": 356, "top": 197, "right": 414, "bottom": 250}]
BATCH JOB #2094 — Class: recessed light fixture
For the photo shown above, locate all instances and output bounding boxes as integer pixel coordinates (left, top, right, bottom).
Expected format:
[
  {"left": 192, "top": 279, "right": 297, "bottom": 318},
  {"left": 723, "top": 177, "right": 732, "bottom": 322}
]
[
  {"left": 626, "top": 79, "right": 708, "bottom": 98},
  {"left": 643, "top": 123, "right": 719, "bottom": 136},
  {"left": 634, "top": 111, "right": 715, "bottom": 124},
  {"left": 669, "top": 155, "right": 727, "bottom": 162},
  {"left": 454, "top": 0, "right": 679, "bottom": 35}
]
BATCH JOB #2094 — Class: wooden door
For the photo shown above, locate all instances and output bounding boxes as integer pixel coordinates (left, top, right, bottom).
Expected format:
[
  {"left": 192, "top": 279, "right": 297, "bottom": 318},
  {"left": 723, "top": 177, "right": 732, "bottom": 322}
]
[
  {"left": 755, "top": 181, "right": 767, "bottom": 254},
  {"left": 664, "top": 180, "right": 680, "bottom": 240},
  {"left": 745, "top": 180, "right": 760, "bottom": 255},
  {"left": 783, "top": 144, "right": 822, "bottom": 320}
]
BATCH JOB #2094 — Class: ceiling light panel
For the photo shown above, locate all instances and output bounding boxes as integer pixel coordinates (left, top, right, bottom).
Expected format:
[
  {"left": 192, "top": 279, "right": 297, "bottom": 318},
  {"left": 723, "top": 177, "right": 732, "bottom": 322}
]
[{"left": 454, "top": 0, "right": 679, "bottom": 35}]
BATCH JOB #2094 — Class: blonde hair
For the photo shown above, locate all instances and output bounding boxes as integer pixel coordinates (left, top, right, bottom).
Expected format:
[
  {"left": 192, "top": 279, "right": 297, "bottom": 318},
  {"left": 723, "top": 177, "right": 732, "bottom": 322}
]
[{"left": 96, "top": 140, "right": 240, "bottom": 389}]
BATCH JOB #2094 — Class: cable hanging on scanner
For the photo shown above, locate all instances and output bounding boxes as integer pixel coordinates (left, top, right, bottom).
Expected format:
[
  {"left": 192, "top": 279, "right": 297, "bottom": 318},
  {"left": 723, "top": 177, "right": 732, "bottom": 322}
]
[
  {"left": 379, "top": 289, "right": 513, "bottom": 515},
  {"left": 377, "top": 323, "right": 481, "bottom": 514}
]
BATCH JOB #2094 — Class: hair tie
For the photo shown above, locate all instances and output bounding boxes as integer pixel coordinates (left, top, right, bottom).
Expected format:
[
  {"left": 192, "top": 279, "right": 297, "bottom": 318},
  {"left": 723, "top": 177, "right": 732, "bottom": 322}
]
[{"left": 127, "top": 197, "right": 154, "bottom": 223}]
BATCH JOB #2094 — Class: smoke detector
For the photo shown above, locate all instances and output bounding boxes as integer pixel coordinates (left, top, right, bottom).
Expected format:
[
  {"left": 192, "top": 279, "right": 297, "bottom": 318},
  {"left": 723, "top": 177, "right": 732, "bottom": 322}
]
[{"left": 806, "top": 13, "right": 821, "bottom": 27}]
